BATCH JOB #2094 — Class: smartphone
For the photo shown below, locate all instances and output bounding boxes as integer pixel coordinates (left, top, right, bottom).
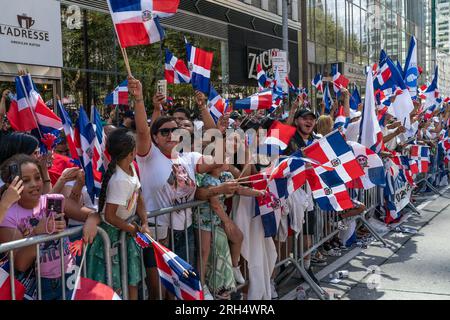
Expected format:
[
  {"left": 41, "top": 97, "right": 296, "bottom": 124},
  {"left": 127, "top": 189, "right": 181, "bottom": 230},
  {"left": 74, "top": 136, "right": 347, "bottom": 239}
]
[
  {"left": 8, "top": 164, "right": 20, "bottom": 183},
  {"left": 46, "top": 194, "right": 65, "bottom": 221},
  {"left": 157, "top": 80, "right": 167, "bottom": 100}
]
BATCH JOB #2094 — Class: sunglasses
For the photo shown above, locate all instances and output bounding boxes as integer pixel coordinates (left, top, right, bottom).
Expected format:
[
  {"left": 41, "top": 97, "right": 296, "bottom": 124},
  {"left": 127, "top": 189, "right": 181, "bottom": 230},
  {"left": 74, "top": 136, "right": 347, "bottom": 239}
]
[{"left": 158, "top": 127, "right": 179, "bottom": 137}]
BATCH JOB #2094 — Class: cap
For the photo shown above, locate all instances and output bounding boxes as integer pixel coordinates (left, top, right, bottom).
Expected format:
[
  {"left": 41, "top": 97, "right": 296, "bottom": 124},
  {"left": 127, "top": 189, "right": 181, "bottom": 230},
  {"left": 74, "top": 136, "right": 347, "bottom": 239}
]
[
  {"left": 124, "top": 110, "right": 135, "bottom": 119},
  {"left": 350, "top": 110, "right": 361, "bottom": 119},
  {"left": 294, "top": 108, "right": 317, "bottom": 120}
]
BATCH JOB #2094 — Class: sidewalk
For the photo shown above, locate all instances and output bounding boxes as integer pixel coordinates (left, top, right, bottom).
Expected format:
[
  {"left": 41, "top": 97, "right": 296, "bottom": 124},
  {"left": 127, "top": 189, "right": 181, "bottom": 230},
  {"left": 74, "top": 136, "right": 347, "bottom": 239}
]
[{"left": 280, "top": 187, "right": 450, "bottom": 300}]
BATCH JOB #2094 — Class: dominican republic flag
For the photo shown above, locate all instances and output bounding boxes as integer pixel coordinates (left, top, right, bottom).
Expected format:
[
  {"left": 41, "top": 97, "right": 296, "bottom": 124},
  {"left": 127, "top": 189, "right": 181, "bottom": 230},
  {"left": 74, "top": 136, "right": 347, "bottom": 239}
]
[
  {"left": 285, "top": 77, "right": 300, "bottom": 97},
  {"left": 391, "top": 153, "right": 415, "bottom": 186},
  {"left": 73, "top": 277, "right": 121, "bottom": 300},
  {"left": 165, "top": 48, "right": 191, "bottom": 84},
  {"left": 360, "top": 67, "right": 384, "bottom": 153},
  {"left": 57, "top": 100, "right": 80, "bottom": 164},
  {"left": 311, "top": 74, "right": 323, "bottom": 93},
  {"left": 7, "top": 74, "right": 62, "bottom": 134},
  {"left": 345, "top": 141, "right": 385, "bottom": 189},
  {"left": 410, "top": 145, "right": 430, "bottom": 173},
  {"left": 350, "top": 87, "right": 361, "bottom": 111},
  {"left": 306, "top": 168, "right": 353, "bottom": 211},
  {"left": 257, "top": 64, "right": 271, "bottom": 89},
  {"left": 74, "top": 106, "right": 98, "bottom": 202},
  {"left": 323, "top": 84, "right": 333, "bottom": 114},
  {"left": 333, "top": 105, "right": 349, "bottom": 132},
  {"left": 104, "top": 79, "right": 129, "bottom": 105},
  {"left": 303, "top": 130, "right": 365, "bottom": 188},
  {"left": 271, "top": 67, "right": 285, "bottom": 100},
  {"left": 185, "top": 41, "right": 214, "bottom": 94},
  {"left": 423, "top": 66, "right": 440, "bottom": 110},
  {"left": 268, "top": 151, "right": 309, "bottom": 195},
  {"left": 107, "top": 0, "right": 166, "bottom": 48},
  {"left": 234, "top": 90, "right": 272, "bottom": 110},
  {"left": 269, "top": 96, "right": 282, "bottom": 114},
  {"left": 152, "top": 239, "right": 204, "bottom": 300},
  {"left": 251, "top": 172, "right": 288, "bottom": 238},
  {"left": 208, "top": 86, "right": 229, "bottom": 123},
  {"left": 92, "top": 106, "right": 111, "bottom": 174},
  {"left": 263, "top": 120, "right": 297, "bottom": 150},
  {"left": 374, "top": 51, "right": 414, "bottom": 129},
  {"left": 403, "top": 36, "right": 419, "bottom": 100},
  {"left": 424, "top": 104, "right": 437, "bottom": 121},
  {"left": 331, "top": 64, "right": 349, "bottom": 99},
  {"left": 0, "top": 262, "right": 25, "bottom": 300}
]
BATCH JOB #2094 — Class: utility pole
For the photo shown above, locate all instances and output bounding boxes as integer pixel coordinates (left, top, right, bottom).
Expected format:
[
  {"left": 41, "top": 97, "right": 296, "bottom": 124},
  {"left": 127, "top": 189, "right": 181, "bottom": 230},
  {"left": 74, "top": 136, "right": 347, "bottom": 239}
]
[
  {"left": 301, "top": 0, "right": 308, "bottom": 89},
  {"left": 282, "top": 0, "right": 289, "bottom": 111},
  {"left": 282, "top": 0, "right": 289, "bottom": 58}
]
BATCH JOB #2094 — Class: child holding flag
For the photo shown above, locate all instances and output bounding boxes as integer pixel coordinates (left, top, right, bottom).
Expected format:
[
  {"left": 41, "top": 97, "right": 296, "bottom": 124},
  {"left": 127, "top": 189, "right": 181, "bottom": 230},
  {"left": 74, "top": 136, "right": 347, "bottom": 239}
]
[{"left": 86, "top": 128, "right": 151, "bottom": 300}]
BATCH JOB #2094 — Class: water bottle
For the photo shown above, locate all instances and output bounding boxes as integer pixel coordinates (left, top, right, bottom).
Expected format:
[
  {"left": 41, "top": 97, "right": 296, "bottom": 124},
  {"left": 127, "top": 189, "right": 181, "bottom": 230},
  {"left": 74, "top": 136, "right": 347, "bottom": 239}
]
[{"left": 335, "top": 270, "right": 349, "bottom": 279}]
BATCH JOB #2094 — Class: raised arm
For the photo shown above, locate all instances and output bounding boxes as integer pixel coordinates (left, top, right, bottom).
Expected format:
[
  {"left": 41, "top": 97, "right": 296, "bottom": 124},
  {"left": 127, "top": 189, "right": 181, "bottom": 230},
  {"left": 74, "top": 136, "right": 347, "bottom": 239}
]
[
  {"left": 341, "top": 87, "right": 350, "bottom": 118},
  {"left": 196, "top": 91, "right": 216, "bottom": 130}
]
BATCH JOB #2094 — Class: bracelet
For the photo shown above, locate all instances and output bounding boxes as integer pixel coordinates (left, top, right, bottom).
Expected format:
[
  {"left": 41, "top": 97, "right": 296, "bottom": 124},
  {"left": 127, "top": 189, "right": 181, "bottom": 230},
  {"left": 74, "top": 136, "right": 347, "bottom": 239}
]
[
  {"left": 135, "top": 98, "right": 144, "bottom": 103},
  {"left": 44, "top": 179, "right": 51, "bottom": 184}
]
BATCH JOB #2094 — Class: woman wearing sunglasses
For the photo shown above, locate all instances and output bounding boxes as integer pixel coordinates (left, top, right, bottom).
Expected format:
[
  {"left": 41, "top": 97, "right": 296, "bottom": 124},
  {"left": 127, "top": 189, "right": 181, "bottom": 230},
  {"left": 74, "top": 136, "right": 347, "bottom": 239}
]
[{"left": 128, "top": 77, "right": 237, "bottom": 299}]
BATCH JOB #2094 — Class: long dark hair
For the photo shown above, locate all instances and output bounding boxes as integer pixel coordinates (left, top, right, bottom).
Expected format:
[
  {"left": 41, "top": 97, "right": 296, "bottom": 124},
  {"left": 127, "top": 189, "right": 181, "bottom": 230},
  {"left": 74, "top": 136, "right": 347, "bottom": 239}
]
[
  {"left": 150, "top": 116, "right": 177, "bottom": 145},
  {"left": 0, "top": 132, "right": 39, "bottom": 165},
  {"left": 0, "top": 154, "right": 42, "bottom": 196},
  {"left": 98, "top": 128, "right": 136, "bottom": 213}
]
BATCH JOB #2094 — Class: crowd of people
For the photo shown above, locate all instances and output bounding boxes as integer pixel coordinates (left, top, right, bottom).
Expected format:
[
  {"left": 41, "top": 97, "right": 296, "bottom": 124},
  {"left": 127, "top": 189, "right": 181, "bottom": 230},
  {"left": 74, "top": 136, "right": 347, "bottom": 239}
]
[{"left": 0, "top": 70, "right": 448, "bottom": 301}]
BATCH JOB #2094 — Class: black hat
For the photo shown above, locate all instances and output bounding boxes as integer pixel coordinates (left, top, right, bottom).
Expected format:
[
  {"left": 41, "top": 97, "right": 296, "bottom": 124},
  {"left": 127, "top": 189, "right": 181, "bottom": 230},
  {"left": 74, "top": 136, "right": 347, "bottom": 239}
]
[{"left": 294, "top": 108, "right": 317, "bottom": 120}]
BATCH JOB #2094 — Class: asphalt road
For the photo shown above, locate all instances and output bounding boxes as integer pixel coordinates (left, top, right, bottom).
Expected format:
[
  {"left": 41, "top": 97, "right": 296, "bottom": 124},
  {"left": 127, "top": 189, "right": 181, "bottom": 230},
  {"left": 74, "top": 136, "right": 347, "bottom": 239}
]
[{"left": 281, "top": 187, "right": 450, "bottom": 300}]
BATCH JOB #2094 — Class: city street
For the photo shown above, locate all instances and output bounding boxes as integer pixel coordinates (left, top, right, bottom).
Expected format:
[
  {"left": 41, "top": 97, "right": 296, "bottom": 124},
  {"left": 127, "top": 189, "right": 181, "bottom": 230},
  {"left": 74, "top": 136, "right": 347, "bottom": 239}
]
[{"left": 281, "top": 187, "right": 450, "bottom": 300}]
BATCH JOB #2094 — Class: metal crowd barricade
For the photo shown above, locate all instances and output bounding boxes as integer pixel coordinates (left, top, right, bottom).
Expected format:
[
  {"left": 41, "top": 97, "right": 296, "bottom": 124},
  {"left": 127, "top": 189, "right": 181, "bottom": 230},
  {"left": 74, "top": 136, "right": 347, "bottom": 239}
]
[
  {"left": 112, "top": 168, "right": 450, "bottom": 301},
  {"left": 119, "top": 200, "right": 207, "bottom": 300},
  {"left": 0, "top": 225, "right": 112, "bottom": 300},
  {"left": 272, "top": 186, "right": 386, "bottom": 300}
]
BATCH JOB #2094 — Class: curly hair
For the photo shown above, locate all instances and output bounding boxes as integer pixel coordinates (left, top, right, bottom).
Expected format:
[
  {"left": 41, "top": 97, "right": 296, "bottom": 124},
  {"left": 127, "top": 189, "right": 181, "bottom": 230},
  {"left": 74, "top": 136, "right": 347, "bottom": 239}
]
[{"left": 97, "top": 128, "right": 136, "bottom": 213}]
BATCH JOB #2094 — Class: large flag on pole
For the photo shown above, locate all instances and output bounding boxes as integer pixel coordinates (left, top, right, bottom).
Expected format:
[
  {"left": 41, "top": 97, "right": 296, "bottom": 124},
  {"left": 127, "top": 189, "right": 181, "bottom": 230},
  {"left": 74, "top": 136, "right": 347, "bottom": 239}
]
[
  {"left": 74, "top": 107, "right": 97, "bottom": 202},
  {"left": 423, "top": 66, "right": 440, "bottom": 110},
  {"left": 303, "top": 130, "right": 365, "bottom": 188},
  {"left": 165, "top": 48, "right": 191, "bottom": 84},
  {"left": 57, "top": 100, "right": 80, "bottom": 164},
  {"left": 403, "top": 36, "right": 419, "bottom": 100},
  {"left": 359, "top": 68, "right": 384, "bottom": 153},
  {"left": 185, "top": 40, "right": 214, "bottom": 94},
  {"left": 107, "top": 0, "right": 167, "bottom": 48}
]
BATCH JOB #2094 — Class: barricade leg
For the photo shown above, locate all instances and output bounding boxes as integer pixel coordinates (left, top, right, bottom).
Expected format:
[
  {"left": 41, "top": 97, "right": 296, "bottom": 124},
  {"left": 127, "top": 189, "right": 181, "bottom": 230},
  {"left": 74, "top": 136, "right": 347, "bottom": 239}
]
[
  {"left": 357, "top": 213, "right": 388, "bottom": 247},
  {"left": 407, "top": 203, "right": 422, "bottom": 216},
  {"left": 120, "top": 231, "right": 128, "bottom": 300}
]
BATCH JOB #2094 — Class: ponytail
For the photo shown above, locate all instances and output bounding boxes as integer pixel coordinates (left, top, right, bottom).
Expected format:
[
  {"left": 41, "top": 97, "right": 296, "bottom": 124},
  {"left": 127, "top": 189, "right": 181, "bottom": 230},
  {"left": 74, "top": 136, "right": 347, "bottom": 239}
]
[
  {"left": 98, "top": 158, "right": 117, "bottom": 214},
  {"left": 97, "top": 128, "right": 136, "bottom": 214}
]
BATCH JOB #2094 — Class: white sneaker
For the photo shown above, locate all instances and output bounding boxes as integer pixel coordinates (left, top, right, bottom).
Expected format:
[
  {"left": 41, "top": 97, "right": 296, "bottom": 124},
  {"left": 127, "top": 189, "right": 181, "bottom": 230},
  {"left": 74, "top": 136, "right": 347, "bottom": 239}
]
[
  {"left": 233, "top": 266, "right": 245, "bottom": 284},
  {"left": 270, "top": 280, "right": 278, "bottom": 300},
  {"left": 202, "top": 285, "right": 214, "bottom": 300}
]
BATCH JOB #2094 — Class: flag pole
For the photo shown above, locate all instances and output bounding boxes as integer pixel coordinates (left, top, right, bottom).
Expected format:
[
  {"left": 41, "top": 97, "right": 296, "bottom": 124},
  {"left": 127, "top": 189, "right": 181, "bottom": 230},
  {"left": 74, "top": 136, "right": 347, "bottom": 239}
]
[
  {"left": 70, "top": 244, "right": 89, "bottom": 300},
  {"left": 120, "top": 47, "right": 133, "bottom": 78},
  {"left": 142, "top": 232, "right": 193, "bottom": 278},
  {"left": 18, "top": 74, "right": 43, "bottom": 139}
]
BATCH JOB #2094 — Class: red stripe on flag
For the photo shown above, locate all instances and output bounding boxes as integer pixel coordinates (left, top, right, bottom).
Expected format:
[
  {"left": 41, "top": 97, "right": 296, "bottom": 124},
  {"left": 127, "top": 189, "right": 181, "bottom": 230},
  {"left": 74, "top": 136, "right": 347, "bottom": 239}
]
[{"left": 115, "top": 23, "right": 151, "bottom": 47}]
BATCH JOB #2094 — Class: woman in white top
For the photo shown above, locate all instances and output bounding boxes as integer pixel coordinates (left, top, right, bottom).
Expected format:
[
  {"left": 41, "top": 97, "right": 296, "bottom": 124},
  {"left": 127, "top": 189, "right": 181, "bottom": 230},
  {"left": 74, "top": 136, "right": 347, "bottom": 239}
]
[{"left": 128, "top": 78, "right": 237, "bottom": 299}]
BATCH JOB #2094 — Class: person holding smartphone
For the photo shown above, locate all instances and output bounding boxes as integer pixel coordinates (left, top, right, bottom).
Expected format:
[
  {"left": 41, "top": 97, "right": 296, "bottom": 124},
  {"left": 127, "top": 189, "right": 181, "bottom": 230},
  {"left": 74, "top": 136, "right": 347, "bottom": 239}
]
[{"left": 0, "top": 154, "right": 74, "bottom": 300}]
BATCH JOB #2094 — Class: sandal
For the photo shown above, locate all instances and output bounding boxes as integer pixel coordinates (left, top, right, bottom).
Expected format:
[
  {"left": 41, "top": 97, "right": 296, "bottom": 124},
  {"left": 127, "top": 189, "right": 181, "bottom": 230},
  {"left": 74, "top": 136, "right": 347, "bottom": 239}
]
[{"left": 324, "top": 248, "right": 341, "bottom": 257}]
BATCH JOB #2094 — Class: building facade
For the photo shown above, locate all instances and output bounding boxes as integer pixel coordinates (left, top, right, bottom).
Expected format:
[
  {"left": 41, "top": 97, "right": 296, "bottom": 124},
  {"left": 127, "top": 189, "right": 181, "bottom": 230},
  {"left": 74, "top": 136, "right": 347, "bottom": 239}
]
[
  {"left": 0, "top": 0, "right": 301, "bottom": 112},
  {"left": 306, "top": 0, "right": 435, "bottom": 101}
]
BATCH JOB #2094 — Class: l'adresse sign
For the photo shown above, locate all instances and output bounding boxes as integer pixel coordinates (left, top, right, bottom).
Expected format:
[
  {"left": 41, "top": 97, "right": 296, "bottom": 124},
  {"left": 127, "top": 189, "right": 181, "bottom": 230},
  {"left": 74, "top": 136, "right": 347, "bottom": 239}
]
[{"left": 0, "top": 0, "right": 62, "bottom": 68}]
